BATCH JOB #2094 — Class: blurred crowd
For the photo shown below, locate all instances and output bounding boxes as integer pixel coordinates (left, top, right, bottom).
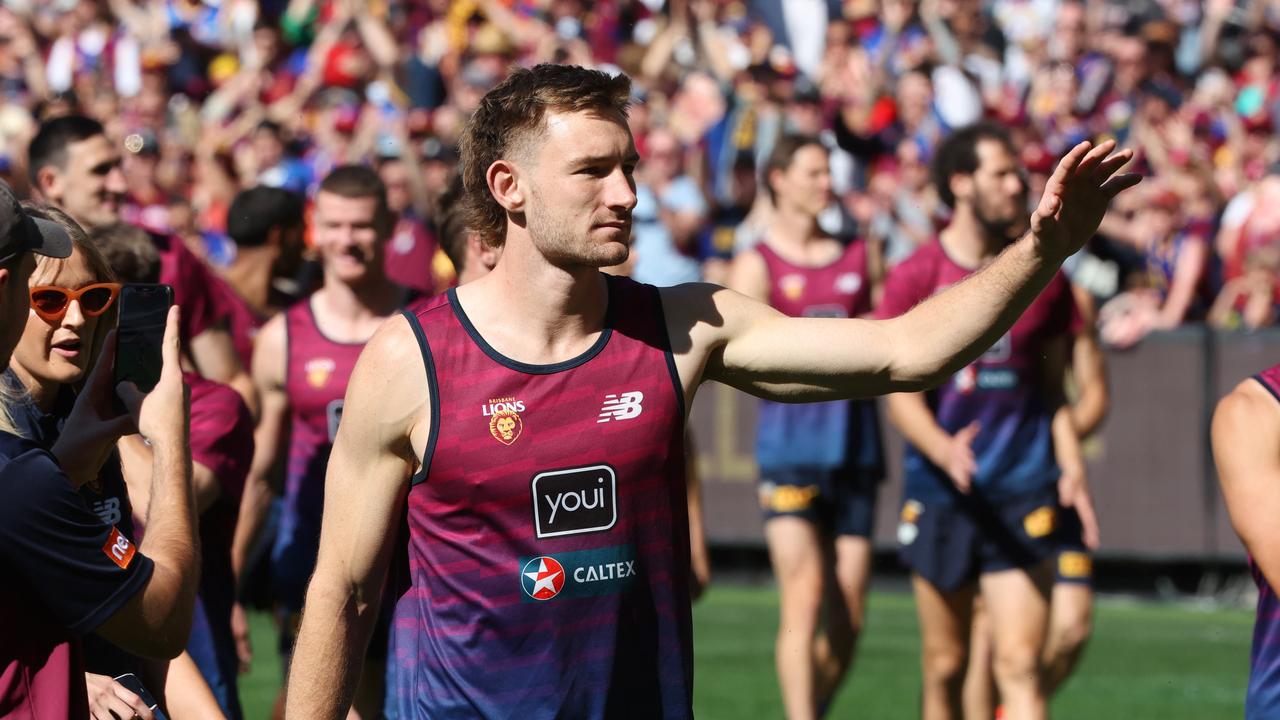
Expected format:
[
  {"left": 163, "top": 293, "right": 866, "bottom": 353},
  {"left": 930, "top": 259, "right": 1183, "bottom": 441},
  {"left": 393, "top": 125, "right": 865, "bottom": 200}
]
[{"left": 3, "top": 0, "right": 1280, "bottom": 347}]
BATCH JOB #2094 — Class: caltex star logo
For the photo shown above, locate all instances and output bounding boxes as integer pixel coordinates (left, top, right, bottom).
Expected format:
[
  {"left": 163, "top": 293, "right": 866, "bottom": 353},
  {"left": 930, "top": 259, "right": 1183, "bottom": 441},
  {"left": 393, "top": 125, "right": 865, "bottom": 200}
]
[{"left": 521, "top": 556, "right": 566, "bottom": 600}]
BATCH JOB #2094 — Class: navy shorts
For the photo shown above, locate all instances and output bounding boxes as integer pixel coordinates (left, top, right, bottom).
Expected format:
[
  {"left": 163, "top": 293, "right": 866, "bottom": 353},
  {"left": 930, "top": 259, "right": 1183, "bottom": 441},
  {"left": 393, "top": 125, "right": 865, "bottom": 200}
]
[
  {"left": 758, "top": 467, "right": 880, "bottom": 538},
  {"left": 1054, "top": 506, "right": 1093, "bottom": 586},
  {"left": 897, "top": 486, "right": 1060, "bottom": 592}
]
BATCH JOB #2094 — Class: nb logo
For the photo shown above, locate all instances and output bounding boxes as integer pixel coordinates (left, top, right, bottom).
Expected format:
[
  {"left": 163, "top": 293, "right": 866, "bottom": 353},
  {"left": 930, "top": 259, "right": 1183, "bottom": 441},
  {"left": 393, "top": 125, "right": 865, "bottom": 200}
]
[{"left": 598, "top": 391, "right": 644, "bottom": 423}]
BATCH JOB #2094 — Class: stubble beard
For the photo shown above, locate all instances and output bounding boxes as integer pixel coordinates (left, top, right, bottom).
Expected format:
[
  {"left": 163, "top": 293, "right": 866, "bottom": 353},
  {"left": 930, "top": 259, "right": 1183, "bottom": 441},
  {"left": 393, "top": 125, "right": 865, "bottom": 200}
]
[{"left": 526, "top": 198, "right": 629, "bottom": 270}]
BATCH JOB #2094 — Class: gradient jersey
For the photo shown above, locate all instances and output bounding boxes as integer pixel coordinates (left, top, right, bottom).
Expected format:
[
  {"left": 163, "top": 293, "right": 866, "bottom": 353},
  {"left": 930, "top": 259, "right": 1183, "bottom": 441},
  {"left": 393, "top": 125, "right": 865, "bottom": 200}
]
[
  {"left": 387, "top": 275, "right": 692, "bottom": 719},
  {"left": 1247, "top": 363, "right": 1280, "bottom": 719},
  {"left": 754, "top": 240, "right": 883, "bottom": 475},
  {"left": 270, "top": 297, "right": 367, "bottom": 610},
  {"left": 876, "top": 240, "right": 1080, "bottom": 503}
]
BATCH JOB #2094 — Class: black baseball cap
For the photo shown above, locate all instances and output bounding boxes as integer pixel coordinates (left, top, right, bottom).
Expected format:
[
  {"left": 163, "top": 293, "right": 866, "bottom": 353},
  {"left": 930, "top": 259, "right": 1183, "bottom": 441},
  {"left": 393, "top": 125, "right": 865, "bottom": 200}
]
[{"left": 0, "top": 181, "right": 72, "bottom": 264}]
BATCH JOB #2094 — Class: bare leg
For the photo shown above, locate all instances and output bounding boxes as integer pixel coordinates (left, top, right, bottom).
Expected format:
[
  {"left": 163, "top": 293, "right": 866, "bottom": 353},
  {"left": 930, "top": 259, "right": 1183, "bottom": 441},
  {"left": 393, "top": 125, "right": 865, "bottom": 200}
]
[
  {"left": 963, "top": 596, "right": 998, "bottom": 720},
  {"left": 1041, "top": 583, "right": 1093, "bottom": 695},
  {"left": 914, "top": 574, "right": 977, "bottom": 720},
  {"left": 815, "top": 535, "right": 873, "bottom": 711},
  {"left": 767, "top": 517, "right": 826, "bottom": 720},
  {"left": 979, "top": 562, "right": 1053, "bottom": 720}
]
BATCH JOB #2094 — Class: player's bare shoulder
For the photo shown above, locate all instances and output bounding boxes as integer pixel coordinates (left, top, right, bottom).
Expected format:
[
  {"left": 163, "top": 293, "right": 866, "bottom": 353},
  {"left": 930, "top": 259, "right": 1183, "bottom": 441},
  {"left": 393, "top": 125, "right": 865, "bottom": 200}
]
[
  {"left": 657, "top": 282, "right": 784, "bottom": 392},
  {"left": 1215, "top": 377, "right": 1280, "bottom": 442},
  {"left": 344, "top": 313, "right": 433, "bottom": 461}
]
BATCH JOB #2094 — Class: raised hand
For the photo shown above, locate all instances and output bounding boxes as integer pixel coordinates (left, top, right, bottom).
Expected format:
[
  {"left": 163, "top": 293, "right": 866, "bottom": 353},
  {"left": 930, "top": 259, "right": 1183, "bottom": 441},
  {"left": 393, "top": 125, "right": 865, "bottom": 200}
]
[{"left": 1030, "top": 140, "right": 1141, "bottom": 262}]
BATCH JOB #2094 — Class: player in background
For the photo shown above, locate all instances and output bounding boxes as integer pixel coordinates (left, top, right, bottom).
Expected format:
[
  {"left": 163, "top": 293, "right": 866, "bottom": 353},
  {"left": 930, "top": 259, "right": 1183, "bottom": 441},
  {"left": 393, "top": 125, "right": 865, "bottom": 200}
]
[
  {"left": 377, "top": 151, "right": 448, "bottom": 294},
  {"left": 283, "top": 65, "right": 1137, "bottom": 719},
  {"left": 216, "top": 186, "right": 308, "bottom": 369},
  {"left": 727, "top": 134, "right": 884, "bottom": 719},
  {"left": 879, "top": 122, "right": 1101, "bottom": 720},
  {"left": 26, "top": 115, "right": 256, "bottom": 414},
  {"left": 962, "top": 288, "right": 1110, "bottom": 718},
  {"left": 238, "top": 165, "right": 412, "bottom": 719},
  {"left": 1214, "top": 364, "right": 1280, "bottom": 719},
  {"left": 434, "top": 176, "right": 500, "bottom": 286}
]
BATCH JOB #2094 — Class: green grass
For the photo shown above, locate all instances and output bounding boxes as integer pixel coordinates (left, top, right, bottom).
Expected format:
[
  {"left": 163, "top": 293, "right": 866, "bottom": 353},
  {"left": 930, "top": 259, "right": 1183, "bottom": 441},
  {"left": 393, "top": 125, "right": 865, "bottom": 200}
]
[{"left": 238, "top": 587, "right": 1253, "bottom": 718}]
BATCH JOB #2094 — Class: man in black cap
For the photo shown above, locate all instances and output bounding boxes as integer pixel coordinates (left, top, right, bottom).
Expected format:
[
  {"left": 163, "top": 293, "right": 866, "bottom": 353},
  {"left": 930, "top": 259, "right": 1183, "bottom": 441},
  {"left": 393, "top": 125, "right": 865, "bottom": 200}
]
[{"left": 0, "top": 180, "right": 200, "bottom": 719}]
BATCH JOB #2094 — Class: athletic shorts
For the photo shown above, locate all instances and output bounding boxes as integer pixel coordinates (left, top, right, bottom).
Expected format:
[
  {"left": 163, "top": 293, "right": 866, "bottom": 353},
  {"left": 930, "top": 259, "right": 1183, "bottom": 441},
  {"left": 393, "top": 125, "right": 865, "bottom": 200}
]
[
  {"left": 1054, "top": 506, "right": 1094, "bottom": 587},
  {"left": 897, "top": 486, "right": 1060, "bottom": 592},
  {"left": 758, "top": 467, "right": 880, "bottom": 538}
]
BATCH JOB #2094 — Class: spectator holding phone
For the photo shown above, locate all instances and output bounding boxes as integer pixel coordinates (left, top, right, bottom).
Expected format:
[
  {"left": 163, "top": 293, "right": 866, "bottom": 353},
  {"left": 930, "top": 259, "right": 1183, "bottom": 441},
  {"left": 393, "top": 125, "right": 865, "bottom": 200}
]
[{"left": 0, "top": 180, "right": 196, "bottom": 719}]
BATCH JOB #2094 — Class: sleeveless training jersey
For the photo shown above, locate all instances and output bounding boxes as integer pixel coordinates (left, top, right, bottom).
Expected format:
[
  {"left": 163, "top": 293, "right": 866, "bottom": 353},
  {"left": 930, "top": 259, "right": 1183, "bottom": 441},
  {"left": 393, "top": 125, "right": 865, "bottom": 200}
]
[
  {"left": 1247, "top": 364, "right": 1280, "bottom": 719},
  {"left": 754, "top": 240, "right": 883, "bottom": 474},
  {"left": 387, "top": 274, "right": 692, "bottom": 719},
  {"left": 876, "top": 240, "right": 1080, "bottom": 504},
  {"left": 271, "top": 296, "right": 367, "bottom": 611}
]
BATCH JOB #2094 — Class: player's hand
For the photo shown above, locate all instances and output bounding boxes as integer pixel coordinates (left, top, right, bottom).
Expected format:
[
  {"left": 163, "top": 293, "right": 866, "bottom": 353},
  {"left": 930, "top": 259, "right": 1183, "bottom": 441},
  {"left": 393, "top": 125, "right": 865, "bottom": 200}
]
[
  {"left": 1058, "top": 468, "right": 1101, "bottom": 551},
  {"left": 118, "top": 306, "right": 190, "bottom": 448},
  {"left": 943, "top": 422, "right": 981, "bottom": 493},
  {"left": 1030, "top": 139, "right": 1141, "bottom": 262},
  {"left": 50, "top": 329, "right": 137, "bottom": 486},
  {"left": 86, "top": 673, "right": 154, "bottom": 720},
  {"left": 232, "top": 601, "right": 254, "bottom": 673}
]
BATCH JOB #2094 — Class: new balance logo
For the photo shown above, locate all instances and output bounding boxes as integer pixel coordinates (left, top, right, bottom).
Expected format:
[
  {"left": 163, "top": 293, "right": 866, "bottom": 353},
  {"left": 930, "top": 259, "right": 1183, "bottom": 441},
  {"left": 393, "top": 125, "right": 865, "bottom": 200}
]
[{"left": 598, "top": 391, "right": 644, "bottom": 423}]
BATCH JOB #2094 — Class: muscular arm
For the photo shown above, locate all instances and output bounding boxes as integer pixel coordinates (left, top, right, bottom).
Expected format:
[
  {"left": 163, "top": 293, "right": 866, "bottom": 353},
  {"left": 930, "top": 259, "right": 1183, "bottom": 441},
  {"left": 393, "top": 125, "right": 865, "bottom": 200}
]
[
  {"left": 231, "top": 316, "right": 288, "bottom": 585},
  {"left": 1214, "top": 380, "right": 1280, "bottom": 589},
  {"left": 189, "top": 325, "right": 258, "bottom": 419},
  {"left": 285, "top": 316, "right": 428, "bottom": 719},
  {"left": 664, "top": 141, "right": 1138, "bottom": 407}
]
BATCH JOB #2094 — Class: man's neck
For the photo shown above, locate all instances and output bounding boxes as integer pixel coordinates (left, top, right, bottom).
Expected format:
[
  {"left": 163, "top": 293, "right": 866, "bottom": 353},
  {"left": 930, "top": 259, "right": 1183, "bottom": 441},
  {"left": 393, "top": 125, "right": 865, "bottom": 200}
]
[
  {"left": 457, "top": 232, "right": 608, "bottom": 365},
  {"left": 222, "top": 248, "right": 275, "bottom": 315},
  {"left": 940, "top": 205, "right": 1009, "bottom": 269},
  {"left": 316, "top": 270, "right": 403, "bottom": 320}
]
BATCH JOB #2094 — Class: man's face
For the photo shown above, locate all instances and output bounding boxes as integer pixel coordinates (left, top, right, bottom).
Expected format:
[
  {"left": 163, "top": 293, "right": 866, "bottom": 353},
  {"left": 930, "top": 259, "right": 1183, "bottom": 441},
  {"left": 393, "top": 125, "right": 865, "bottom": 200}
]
[
  {"left": 961, "top": 139, "right": 1026, "bottom": 236},
  {"left": 775, "top": 144, "right": 832, "bottom": 217},
  {"left": 44, "top": 135, "right": 126, "bottom": 231},
  {"left": 312, "top": 191, "right": 387, "bottom": 284},
  {"left": 0, "top": 252, "right": 36, "bottom": 367},
  {"left": 519, "top": 110, "right": 638, "bottom": 269},
  {"left": 378, "top": 160, "right": 412, "bottom": 214}
]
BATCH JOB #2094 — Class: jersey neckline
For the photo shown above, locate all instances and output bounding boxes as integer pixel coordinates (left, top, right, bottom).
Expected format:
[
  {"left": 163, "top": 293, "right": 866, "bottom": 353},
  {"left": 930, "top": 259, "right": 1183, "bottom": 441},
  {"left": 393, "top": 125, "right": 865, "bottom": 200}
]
[{"left": 446, "top": 276, "right": 615, "bottom": 375}]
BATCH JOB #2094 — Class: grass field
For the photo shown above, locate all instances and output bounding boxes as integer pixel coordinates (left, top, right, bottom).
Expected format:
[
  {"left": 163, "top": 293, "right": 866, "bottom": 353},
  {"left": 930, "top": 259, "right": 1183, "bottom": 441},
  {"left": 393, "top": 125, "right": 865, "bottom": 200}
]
[{"left": 238, "top": 586, "right": 1254, "bottom": 718}]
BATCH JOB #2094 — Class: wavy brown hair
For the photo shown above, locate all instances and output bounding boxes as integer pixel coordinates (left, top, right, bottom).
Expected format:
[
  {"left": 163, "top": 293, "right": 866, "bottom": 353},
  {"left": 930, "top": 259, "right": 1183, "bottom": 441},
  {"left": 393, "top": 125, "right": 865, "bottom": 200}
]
[{"left": 458, "top": 64, "right": 632, "bottom": 248}]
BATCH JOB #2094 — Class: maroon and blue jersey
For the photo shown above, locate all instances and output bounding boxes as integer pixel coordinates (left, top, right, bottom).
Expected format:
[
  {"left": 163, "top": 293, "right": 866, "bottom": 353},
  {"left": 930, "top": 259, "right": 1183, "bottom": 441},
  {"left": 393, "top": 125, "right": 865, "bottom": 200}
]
[
  {"left": 877, "top": 240, "right": 1080, "bottom": 504},
  {"left": 1246, "top": 363, "right": 1280, "bottom": 719},
  {"left": 270, "top": 297, "right": 367, "bottom": 611},
  {"left": 753, "top": 240, "right": 883, "bottom": 475},
  {"left": 388, "top": 274, "right": 692, "bottom": 719}
]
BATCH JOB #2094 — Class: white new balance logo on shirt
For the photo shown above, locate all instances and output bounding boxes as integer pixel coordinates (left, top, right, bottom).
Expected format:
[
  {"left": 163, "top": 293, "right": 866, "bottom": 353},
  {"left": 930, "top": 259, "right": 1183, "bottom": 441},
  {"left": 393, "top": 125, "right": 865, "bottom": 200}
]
[{"left": 598, "top": 392, "right": 644, "bottom": 423}]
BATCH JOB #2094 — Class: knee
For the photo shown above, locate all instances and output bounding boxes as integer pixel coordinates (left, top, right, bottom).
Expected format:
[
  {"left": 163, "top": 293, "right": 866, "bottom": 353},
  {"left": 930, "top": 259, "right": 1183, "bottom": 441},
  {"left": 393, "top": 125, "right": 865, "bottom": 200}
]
[
  {"left": 992, "top": 644, "right": 1043, "bottom": 686},
  {"left": 922, "top": 645, "right": 969, "bottom": 689},
  {"left": 1052, "top": 612, "right": 1093, "bottom": 655}
]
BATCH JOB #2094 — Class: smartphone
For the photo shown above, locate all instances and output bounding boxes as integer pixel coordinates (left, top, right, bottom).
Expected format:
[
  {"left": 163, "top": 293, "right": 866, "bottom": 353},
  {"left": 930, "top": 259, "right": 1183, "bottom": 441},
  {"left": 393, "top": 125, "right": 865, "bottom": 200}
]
[
  {"left": 114, "top": 283, "right": 173, "bottom": 394},
  {"left": 112, "top": 673, "right": 169, "bottom": 720}
]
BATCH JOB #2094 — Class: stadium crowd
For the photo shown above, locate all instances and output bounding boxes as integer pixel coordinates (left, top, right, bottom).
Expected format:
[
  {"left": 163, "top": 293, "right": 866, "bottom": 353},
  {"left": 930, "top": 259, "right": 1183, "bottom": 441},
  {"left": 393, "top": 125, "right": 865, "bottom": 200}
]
[{"left": 0, "top": 0, "right": 1269, "bottom": 718}]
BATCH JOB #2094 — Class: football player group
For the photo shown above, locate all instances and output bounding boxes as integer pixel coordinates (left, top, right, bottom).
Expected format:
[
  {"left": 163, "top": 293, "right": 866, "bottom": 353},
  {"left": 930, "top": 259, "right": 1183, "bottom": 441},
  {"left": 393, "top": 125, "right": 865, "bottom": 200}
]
[{"left": 41, "top": 62, "right": 1280, "bottom": 720}]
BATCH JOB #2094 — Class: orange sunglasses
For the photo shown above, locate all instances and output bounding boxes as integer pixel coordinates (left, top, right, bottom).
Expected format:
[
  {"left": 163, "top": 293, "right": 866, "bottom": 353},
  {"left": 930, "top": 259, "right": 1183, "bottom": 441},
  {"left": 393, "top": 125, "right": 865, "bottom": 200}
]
[{"left": 29, "top": 283, "right": 122, "bottom": 323}]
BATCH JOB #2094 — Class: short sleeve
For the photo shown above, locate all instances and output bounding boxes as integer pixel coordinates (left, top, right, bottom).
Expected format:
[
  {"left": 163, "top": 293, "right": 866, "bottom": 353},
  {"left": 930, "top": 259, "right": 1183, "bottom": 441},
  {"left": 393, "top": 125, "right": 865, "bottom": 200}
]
[
  {"left": 0, "top": 444, "right": 153, "bottom": 636},
  {"left": 157, "top": 234, "right": 227, "bottom": 345},
  {"left": 188, "top": 377, "right": 254, "bottom": 504}
]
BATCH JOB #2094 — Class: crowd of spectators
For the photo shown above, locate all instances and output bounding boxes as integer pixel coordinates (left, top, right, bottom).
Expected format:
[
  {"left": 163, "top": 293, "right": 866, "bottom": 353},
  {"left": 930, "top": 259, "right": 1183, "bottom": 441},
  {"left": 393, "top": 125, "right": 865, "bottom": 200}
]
[{"left": 1, "top": 0, "right": 1279, "bottom": 346}]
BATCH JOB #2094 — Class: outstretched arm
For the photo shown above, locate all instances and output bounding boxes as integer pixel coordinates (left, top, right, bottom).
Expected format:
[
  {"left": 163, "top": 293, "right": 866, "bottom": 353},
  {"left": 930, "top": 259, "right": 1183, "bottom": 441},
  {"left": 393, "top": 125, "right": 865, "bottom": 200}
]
[
  {"left": 1214, "top": 379, "right": 1280, "bottom": 589},
  {"left": 666, "top": 141, "right": 1140, "bottom": 404},
  {"left": 285, "top": 316, "right": 429, "bottom": 719}
]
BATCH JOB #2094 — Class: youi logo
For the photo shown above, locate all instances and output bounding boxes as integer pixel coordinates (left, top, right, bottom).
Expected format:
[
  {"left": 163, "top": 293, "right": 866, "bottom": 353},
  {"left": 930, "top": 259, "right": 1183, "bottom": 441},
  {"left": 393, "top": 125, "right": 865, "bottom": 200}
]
[{"left": 531, "top": 464, "right": 618, "bottom": 539}]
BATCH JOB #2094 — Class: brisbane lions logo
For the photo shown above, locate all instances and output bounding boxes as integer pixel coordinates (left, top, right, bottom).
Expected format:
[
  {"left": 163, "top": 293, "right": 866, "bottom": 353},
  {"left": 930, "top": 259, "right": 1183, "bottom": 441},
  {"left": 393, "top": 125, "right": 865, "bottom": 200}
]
[
  {"left": 484, "top": 397, "right": 526, "bottom": 445},
  {"left": 490, "top": 411, "right": 523, "bottom": 445}
]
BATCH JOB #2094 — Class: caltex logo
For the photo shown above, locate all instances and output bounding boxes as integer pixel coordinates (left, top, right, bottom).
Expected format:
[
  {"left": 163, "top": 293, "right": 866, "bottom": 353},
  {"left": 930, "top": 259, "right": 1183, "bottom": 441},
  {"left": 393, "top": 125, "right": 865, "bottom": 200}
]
[{"left": 521, "top": 556, "right": 566, "bottom": 600}]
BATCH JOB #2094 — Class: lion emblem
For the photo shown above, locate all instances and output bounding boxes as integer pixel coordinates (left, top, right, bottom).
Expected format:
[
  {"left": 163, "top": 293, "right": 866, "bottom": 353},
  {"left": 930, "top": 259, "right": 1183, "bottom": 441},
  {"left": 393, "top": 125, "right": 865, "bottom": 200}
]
[{"left": 489, "top": 410, "right": 523, "bottom": 445}]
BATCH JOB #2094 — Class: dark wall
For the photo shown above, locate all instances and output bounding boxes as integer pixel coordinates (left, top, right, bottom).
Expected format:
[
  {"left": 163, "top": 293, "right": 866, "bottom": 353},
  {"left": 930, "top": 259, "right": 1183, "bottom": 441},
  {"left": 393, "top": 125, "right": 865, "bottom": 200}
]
[{"left": 689, "top": 328, "right": 1280, "bottom": 561}]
